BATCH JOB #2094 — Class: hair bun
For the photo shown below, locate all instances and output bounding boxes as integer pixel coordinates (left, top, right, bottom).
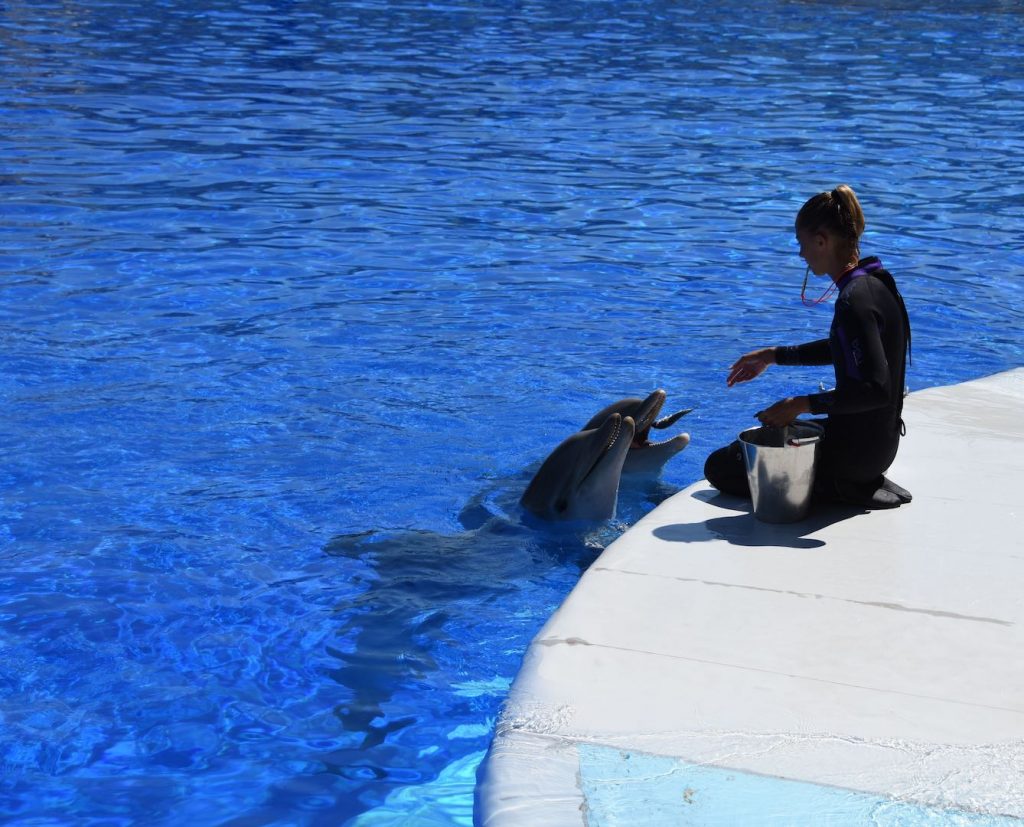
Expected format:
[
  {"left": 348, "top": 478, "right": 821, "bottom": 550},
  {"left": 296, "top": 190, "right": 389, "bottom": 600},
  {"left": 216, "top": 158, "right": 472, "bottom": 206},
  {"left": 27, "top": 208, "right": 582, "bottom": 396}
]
[{"left": 796, "top": 185, "right": 866, "bottom": 249}]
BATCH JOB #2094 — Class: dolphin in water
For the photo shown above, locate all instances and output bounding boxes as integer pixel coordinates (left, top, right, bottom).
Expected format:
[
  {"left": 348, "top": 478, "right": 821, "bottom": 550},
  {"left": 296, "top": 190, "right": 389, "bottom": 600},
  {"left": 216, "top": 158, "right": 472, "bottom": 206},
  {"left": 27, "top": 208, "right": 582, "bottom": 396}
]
[
  {"left": 582, "top": 389, "right": 692, "bottom": 475},
  {"left": 520, "top": 413, "right": 635, "bottom": 521}
]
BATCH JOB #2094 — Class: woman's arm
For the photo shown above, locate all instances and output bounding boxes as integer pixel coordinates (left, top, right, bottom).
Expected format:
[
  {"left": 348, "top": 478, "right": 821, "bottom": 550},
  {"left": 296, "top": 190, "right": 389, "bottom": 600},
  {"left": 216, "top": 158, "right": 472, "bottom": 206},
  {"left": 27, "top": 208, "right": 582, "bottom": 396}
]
[
  {"left": 775, "top": 339, "right": 832, "bottom": 367},
  {"left": 727, "top": 337, "right": 832, "bottom": 387}
]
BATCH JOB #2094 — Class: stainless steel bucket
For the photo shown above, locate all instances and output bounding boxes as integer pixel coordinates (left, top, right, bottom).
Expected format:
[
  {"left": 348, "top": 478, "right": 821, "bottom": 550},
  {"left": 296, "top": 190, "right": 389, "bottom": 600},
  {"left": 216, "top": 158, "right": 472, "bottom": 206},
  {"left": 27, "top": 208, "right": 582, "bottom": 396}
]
[{"left": 739, "top": 421, "right": 824, "bottom": 523}]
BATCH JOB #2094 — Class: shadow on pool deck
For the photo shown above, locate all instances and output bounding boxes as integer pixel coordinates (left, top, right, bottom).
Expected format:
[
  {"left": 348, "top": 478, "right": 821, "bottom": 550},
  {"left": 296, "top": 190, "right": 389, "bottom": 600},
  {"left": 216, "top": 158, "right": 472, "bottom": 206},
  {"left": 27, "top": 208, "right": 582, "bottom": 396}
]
[{"left": 652, "top": 490, "right": 866, "bottom": 549}]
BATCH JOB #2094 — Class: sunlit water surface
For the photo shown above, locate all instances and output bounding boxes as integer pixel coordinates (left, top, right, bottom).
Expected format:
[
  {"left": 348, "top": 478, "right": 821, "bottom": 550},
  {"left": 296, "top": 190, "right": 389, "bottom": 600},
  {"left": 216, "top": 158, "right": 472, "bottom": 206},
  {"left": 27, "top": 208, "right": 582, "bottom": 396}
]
[{"left": 2, "top": 0, "right": 1022, "bottom": 824}]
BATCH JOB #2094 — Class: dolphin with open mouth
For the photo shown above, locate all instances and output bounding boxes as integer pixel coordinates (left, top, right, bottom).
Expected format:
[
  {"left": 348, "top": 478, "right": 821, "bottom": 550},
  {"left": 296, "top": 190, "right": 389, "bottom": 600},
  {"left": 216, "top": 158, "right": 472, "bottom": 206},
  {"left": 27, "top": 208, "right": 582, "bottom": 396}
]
[
  {"left": 582, "top": 389, "right": 692, "bottom": 475},
  {"left": 521, "top": 413, "right": 636, "bottom": 522}
]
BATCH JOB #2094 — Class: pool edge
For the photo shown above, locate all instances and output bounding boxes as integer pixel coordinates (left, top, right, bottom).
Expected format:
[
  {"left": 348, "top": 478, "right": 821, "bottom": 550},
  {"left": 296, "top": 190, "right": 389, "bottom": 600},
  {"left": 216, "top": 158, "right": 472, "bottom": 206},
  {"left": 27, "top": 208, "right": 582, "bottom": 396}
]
[{"left": 476, "top": 367, "right": 1024, "bottom": 826}]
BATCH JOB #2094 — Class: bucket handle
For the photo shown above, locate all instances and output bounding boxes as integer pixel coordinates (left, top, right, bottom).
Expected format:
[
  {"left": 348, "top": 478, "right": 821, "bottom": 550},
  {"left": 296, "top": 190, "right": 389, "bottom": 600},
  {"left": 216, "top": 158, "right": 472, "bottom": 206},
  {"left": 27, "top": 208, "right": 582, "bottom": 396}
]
[
  {"left": 783, "top": 421, "right": 823, "bottom": 447},
  {"left": 787, "top": 436, "right": 820, "bottom": 447}
]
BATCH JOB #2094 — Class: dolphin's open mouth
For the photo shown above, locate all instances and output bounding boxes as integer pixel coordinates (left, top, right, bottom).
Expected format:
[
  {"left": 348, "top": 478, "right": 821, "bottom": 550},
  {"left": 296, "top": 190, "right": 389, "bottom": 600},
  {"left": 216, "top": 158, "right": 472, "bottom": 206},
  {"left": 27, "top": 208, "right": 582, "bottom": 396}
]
[{"left": 633, "top": 393, "right": 692, "bottom": 450}]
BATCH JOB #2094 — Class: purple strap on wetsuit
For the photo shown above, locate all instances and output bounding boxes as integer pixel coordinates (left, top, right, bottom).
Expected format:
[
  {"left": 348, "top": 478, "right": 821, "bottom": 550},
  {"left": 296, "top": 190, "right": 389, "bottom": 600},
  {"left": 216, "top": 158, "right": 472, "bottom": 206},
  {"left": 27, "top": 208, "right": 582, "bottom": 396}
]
[
  {"left": 836, "top": 258, "right": 883, "bottom": 292},
  {"left": 834, "top": 257, "right": 886, "bottom": 383}
]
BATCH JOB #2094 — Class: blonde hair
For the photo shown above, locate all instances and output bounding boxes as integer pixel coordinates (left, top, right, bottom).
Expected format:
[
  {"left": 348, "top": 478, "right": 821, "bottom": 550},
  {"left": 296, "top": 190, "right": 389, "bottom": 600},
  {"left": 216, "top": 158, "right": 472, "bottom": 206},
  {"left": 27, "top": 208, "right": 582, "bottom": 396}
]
[{"left": 796, "top": 184, "right": 865, "bottom": 259}]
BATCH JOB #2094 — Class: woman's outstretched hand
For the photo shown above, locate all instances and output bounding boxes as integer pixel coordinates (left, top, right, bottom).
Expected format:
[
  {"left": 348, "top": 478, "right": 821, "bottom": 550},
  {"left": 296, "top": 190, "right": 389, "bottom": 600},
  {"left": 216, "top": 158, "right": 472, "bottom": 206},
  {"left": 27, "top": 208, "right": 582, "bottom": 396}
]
[{"left": 727, "top": 348, "right": 776, "bottom": 387}]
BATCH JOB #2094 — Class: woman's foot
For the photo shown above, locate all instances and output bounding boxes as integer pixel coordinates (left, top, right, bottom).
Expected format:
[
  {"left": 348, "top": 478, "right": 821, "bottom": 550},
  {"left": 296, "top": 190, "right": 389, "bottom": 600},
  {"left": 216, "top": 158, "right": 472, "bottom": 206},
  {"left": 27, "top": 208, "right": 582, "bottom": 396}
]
[
  {"left": 832, "top": 478, "right": 903, "bottom": 509},
  {"left": 880, "top": 476, "right": 913, "bottom": 503}
]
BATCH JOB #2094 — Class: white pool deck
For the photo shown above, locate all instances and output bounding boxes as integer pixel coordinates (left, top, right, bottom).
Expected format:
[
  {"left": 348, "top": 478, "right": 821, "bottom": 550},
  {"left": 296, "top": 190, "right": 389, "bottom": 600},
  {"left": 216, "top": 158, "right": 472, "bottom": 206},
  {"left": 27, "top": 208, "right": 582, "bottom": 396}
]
[{"left": 476, "top": 369, "right": 1024, "bottom": 826}]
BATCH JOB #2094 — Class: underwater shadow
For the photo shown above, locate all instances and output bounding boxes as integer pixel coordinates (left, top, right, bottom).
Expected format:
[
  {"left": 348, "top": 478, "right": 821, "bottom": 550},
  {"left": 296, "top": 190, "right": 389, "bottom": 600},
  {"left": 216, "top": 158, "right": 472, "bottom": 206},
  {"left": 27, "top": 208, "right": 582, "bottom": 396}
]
[
  {"left": 316, "top": 504, "right": 621, "bottom": 820},
  {"left": 653, "top": 490, "right": 865, "bottom": 550},
  {"left": 314, "top": 472, "right": 684, "bottom": 819}
]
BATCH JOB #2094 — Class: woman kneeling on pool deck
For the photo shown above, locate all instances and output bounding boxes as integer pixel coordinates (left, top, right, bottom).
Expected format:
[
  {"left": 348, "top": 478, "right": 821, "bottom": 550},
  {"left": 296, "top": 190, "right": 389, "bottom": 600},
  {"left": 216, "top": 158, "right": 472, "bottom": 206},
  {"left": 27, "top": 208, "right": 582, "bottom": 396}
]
[{"left": 705, "top": 185, "right": 913, "bottom": 509}]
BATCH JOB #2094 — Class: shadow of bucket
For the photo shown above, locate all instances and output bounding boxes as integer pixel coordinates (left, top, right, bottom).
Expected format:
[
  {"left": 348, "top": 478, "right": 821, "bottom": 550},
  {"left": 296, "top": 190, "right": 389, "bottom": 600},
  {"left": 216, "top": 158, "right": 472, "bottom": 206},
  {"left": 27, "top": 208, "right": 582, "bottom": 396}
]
[{"left": 739, "top": 421, "right": 823, "bottom": 523}]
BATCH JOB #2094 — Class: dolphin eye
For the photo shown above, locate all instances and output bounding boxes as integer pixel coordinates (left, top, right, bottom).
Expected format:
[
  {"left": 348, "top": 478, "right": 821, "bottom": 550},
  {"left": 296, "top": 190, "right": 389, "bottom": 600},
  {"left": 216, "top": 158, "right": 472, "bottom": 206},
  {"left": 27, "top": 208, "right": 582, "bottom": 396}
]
[{"left": 555, "top": 499, "right": 568, "bottom": 513}]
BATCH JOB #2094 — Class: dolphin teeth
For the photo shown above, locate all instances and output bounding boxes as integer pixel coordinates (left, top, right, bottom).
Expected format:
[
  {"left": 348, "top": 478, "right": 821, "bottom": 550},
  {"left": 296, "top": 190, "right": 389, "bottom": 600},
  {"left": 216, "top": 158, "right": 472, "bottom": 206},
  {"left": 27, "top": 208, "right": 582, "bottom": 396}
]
[{"left": 604, "top": 418, "right": 622, "bottom": 451}]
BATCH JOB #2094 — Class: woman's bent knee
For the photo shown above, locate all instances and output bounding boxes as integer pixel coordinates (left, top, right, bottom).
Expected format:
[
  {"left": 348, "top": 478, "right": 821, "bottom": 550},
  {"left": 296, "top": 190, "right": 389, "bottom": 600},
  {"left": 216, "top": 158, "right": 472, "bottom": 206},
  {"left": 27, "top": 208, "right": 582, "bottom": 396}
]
[{"left": 704, "top": 440, "right": 750, "bottom": 498}]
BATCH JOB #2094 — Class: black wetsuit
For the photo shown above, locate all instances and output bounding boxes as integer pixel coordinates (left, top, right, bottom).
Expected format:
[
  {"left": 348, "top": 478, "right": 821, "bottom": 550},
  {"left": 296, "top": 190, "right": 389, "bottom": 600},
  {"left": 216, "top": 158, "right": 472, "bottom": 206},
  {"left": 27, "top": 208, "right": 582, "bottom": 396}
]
[{"left": 706, "top": 257, "right": 911, "bottom": 502}]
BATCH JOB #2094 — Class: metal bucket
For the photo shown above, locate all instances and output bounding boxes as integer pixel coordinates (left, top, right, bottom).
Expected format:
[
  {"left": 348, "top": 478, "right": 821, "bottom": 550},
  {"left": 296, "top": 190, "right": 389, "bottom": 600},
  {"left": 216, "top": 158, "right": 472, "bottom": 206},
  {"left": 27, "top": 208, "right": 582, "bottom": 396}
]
[{"left": 739, "top": 421, "right": 824, "bottom": 523}]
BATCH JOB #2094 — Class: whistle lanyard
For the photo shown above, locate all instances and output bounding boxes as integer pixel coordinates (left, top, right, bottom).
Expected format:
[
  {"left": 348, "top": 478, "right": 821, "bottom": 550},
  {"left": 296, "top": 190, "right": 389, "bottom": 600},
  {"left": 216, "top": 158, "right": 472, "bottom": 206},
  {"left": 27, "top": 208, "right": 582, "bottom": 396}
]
[{"left": 800, "top": 266, "right": 838, "bottom": 307}]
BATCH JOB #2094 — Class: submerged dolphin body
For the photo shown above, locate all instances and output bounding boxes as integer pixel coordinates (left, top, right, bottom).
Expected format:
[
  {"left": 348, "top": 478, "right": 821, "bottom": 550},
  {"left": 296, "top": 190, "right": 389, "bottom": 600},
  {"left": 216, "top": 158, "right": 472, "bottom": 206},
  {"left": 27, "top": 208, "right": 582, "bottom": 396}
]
[
  {"left": 521, "top": 413, "right": 636, "bottom": 522},
  {"left": 582, "top": 389, "right": 692, "bottom": 475}
]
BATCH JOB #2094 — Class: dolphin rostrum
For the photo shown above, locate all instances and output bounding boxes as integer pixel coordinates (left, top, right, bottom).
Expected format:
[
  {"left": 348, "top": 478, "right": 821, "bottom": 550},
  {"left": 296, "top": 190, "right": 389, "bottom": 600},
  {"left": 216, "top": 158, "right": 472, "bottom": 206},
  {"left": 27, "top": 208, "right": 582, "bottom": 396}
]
[
  {"left": 582, "top": 389, "right": 691, "bottom": 475},
  {"left": 520, "top": 413, "right": 636, "bottom": 522}
]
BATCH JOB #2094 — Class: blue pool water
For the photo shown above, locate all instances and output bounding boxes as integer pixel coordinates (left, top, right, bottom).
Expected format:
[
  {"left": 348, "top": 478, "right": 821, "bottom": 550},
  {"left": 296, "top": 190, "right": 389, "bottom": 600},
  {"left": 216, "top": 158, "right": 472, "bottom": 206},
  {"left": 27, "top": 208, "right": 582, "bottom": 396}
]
[{"left": 2, "top": 0, "right": 1022, "bottom": 824}]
